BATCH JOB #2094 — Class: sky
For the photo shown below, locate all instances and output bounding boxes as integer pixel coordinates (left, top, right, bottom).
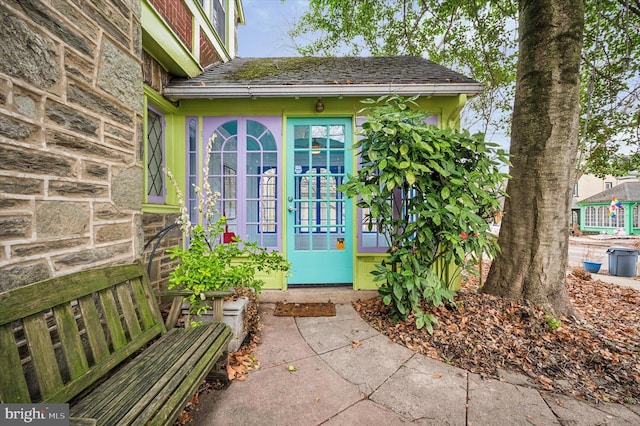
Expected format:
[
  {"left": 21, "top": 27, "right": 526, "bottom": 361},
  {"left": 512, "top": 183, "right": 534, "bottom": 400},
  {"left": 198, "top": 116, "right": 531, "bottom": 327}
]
[{"left": 237, "top": 0, "right": 309, "bottom": 57}]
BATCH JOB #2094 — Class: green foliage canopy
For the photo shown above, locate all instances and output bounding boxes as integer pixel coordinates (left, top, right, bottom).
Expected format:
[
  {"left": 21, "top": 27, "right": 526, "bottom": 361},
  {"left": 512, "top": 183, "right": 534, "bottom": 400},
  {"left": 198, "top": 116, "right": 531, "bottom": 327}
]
[{"left": 290, "top": 0, "right": 640, "bottom": 178}]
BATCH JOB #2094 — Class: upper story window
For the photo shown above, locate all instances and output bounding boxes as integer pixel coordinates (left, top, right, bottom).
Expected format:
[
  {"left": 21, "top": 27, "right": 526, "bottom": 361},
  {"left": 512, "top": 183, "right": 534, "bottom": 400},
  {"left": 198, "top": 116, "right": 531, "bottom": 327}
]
[
  {"left": 146, "top": 106, "right": 165, "bottom": 203},
  {"left": 212, "top": 0, "right": 226, "bottom": 44},
  {"left": 605, "top": 181, "right": 613, "bottom": 190}
]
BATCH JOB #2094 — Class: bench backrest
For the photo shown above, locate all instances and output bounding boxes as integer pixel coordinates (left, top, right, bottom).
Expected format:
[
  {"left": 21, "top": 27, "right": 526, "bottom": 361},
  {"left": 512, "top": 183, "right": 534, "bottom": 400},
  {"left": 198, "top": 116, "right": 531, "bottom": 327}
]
[{"left": 0, "top": 263, "right": 166, "bottom": 403}]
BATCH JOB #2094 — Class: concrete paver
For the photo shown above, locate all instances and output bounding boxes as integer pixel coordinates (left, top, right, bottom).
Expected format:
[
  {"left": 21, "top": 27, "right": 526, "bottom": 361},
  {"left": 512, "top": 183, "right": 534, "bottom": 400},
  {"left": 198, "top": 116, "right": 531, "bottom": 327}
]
[
  {"left": 252, "top": 307, "right": 316, "bottom": 369},
  {"left": 296, "top": 316, "right": 379, "bottom": 354},
  {"left": 190, "top": 355, "right": 363, "bottom": 426},
  {"left": 467, "top": 374, "right": 559, "bottom": 425},
  {"left": 319, "top": 333, "right": 414, "bottom": 395},
  {"left": 371, "top": 359, "right": 468, "bottom": 424},
  {"left": 322, "top": 400, "right": 412, "bottom": 425},
  {"left": 191, "top": 299, "right": 640, "bottom": 426},
  {"left": 541, "top": 393, "right": 640, "bottom": 426}
]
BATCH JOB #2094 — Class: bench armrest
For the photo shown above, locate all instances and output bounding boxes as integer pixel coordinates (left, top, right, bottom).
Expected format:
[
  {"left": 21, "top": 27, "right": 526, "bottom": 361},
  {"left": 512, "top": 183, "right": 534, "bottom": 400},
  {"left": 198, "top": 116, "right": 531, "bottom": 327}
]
[{"left": 156, "top": 290, "right": 234, "bottom": 329}]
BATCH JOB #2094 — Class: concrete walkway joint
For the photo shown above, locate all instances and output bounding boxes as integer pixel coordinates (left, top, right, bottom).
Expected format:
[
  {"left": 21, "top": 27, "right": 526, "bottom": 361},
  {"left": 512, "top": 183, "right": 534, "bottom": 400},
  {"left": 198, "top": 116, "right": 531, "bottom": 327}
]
[{"left": 190, "top": 302, "right": 640, "bottom": 426}]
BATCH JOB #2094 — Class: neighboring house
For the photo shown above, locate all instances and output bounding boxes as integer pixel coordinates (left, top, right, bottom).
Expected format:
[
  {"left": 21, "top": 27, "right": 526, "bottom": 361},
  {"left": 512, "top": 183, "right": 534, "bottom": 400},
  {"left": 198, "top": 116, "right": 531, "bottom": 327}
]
[
  {"left": 578, "top": 182, "right": 640, "bottom": 235},
  {"left": 572, "top": 173, "right": 639, "bottom": 227},
  {"left": 159, "top": 56, "right": 483, "bottom": 290}
]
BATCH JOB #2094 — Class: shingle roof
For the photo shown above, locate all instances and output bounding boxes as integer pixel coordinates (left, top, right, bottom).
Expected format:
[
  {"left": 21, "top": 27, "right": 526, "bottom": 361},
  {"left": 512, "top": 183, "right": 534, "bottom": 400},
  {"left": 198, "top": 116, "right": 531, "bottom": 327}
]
[
  {"left": 579, "top": 182, "right": 640, "bottom": 204},
  {"left": 164, "top": 56, "right": 483, "bottom": 99}
]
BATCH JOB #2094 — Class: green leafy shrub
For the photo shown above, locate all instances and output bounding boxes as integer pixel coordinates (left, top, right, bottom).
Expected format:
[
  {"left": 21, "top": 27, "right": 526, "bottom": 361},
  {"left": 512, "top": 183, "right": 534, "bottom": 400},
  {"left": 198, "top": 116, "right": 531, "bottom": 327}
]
[
  {"left": 340, "top": 95, "right": 509, "bottom": 332},
  {"left": 166, "top": 136, "right": 290, "bottom": 318}
]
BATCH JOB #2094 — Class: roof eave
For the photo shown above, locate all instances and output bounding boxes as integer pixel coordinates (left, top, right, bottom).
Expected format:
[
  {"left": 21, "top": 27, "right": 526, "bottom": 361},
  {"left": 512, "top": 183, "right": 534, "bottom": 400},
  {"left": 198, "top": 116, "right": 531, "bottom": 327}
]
[{"left": 163, "top": 83, "right": 484, "bottom": 100}]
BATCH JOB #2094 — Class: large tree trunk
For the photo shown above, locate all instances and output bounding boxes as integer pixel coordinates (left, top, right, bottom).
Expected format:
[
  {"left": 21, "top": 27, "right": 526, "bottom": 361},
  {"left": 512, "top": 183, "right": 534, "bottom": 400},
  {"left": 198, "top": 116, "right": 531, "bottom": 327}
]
[{"left": 483, "top": 0, "right": 584, "bottom": 316}]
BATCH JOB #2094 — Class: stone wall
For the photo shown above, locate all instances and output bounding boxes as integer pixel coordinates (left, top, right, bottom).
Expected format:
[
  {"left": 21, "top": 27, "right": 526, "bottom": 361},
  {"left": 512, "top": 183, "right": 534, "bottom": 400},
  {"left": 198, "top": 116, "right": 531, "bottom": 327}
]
[
  {"left": 0, "top": 0, "right": 143, "bottom": 290},
  {"left": 142, "top": 213, "right": 182, "bottom": 292}
]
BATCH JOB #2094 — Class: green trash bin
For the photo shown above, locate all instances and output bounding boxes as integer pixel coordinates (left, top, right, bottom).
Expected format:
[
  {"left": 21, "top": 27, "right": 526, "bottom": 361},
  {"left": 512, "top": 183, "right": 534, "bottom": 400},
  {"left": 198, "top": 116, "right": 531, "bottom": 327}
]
[{"left": 606, "top": 246, "right": 639, "bottom": 277}]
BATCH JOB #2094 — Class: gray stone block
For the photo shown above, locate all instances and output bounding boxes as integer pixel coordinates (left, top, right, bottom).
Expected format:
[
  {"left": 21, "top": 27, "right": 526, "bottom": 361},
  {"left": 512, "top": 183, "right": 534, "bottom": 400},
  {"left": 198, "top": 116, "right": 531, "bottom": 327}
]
[
  {"left": 98, "top": 39, "right": 143, "bottom": 114},
  {"left": 36, "top": 201, "right": 88, "bottom": 237},
  {"left": 0, "top": 262, "right": 50, "bottom": 291},
  {"left": 0, "top": 4, "right": 59, "bottom": 88},
  {"left": 112, "top": 167, "right": 143, "bottom": 210}
]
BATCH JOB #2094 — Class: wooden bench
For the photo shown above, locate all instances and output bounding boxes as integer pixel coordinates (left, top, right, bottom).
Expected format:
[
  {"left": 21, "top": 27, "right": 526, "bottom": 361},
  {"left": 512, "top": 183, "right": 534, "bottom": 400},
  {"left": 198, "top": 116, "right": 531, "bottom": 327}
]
[{"left": 0, "top": 262, "right": 233, "bottom": 425}]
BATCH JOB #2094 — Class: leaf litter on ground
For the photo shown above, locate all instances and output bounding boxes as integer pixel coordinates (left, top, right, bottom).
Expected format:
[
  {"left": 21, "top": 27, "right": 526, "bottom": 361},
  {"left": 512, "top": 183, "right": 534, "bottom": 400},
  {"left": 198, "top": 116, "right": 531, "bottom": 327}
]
[{"left": 354, "top": 262, "right": 640, "bottom": 406}]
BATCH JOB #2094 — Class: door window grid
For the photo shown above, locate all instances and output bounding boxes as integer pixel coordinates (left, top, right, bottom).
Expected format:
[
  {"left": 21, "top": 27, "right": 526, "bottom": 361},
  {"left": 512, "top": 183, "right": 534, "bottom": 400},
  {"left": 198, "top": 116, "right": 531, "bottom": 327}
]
[
  {"left": 192, "top": 118, "right": 281, "bottom": 249},
  {"left": 296, "top": 168, "right": 344, "bottom": 233},
  {"left": 292, "top": 124, "right": 346, "bottom": 251}
]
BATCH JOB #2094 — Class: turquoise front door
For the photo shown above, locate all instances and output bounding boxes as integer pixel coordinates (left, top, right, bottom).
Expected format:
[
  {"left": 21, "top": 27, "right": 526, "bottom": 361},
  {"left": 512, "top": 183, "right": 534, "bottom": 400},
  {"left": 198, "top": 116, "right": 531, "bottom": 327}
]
[{"left": 285, "top": 118, "right": 353, "bottom": 284}]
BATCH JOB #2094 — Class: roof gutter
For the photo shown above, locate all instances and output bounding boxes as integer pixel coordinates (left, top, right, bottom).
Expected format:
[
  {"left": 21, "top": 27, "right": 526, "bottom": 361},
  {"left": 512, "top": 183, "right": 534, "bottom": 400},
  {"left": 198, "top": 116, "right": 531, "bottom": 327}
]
[{"left": 163, "top": 83, "right": 484, "bottom": 100}]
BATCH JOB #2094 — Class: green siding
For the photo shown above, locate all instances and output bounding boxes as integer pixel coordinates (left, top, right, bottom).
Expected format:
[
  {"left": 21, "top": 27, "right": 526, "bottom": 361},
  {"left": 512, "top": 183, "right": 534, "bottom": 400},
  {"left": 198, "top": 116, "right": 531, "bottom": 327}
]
[{"left": 154, "top": 94, "right": 469, "bottom": 290}]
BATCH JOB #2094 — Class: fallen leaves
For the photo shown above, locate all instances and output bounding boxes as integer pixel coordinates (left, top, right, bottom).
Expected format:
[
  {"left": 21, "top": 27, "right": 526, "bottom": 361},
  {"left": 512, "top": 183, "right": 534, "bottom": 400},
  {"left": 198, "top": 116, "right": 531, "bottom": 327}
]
[
  {"left": 354, "top": 262, "right": 640, "bottom": 404},
  {"left": 227, "top": 336, "right": 261, "bottom": 381}
]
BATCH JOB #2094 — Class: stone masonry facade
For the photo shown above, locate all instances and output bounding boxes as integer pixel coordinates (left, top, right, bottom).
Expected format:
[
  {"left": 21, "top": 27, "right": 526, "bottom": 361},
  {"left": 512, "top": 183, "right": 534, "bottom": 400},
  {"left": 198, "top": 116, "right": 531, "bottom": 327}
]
[{"left": 0, "top": 0, "right": 144, "bottom": 290}]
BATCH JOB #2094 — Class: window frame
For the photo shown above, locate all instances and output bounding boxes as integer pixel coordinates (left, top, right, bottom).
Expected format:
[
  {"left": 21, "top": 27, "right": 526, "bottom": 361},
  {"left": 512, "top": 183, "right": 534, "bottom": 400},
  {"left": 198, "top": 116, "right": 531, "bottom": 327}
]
[
  {"left": 211, "top": 0, "right": 226, "bottom": 44},
  {"left": 197, "top": 116, "right": 282, "bottom": 249},
  {"left": 146, "top": 104, "right": 166, "bottom": 204}
]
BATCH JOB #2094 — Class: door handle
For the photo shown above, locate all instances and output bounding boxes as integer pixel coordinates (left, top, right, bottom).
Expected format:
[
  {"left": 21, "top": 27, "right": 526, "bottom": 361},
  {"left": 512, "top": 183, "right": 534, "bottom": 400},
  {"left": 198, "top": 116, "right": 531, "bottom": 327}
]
[{"left": 288, "top": 206, "right": 297, "bottom": 212}]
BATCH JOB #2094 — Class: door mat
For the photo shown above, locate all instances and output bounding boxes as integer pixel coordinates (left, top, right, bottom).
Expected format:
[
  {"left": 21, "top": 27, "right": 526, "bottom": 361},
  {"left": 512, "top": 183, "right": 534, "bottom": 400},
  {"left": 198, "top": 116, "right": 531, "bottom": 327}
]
[{"left": 274, "top": 302, "right": 336, "bottom": 317}]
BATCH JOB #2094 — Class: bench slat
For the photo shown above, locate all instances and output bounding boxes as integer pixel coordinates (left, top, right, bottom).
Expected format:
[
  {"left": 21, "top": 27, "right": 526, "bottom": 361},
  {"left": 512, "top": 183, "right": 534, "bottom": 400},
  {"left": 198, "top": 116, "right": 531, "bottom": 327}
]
[
  {"left": 23, "top": 313, "right": 64, "bottom": 399},
  {"left": 69, "top": 328, "right": 194, "bottom": 417},
  {"left": 131, "top": 275, "right": 158, "bottom": 330},
  {"left": 70, "top": 325, "right": 229, "bottom": 423},
  {"left": 124, "top": 324, "right": 230, "bottom": 425},
  {"left": 115, "top": 282, "right": 143, "bottom": 339},
  {"left": 0, "top": 264, "right": 145, "bottom": 325},
  {"left": 52, "top": 304, "right": 90, "bottom": 380},
  {"left": 0, "top": 325, "right": 31, "bottom": 403},
  {"left": 135, "top": 325, "right": 232, "bottom": 425},
  {"left": 99, "top": 288, "right": 128, "bottom": 350},
  {"left": 77, "top": 295, "right": 110, "bottom": 363},
  {"left": 45, "top": 325, "right": 163, "bottom": 403}
]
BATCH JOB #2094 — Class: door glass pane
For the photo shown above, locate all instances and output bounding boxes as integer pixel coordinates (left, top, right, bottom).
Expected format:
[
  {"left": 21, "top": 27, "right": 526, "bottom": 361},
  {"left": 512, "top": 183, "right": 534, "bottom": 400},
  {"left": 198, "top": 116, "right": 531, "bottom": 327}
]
[
  {"left": 313, "top": 231, "right": 328, "bottom": 250},
  {"left": 292, "top": 123, "right": 349, "bottom": 253}
]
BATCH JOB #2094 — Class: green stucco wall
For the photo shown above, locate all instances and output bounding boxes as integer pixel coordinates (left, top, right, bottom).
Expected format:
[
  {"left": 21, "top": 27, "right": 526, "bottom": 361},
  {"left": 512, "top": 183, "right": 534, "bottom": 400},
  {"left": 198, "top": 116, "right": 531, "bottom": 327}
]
[{"left": 156, "top": 94, "right": 468, "bottom": 290}]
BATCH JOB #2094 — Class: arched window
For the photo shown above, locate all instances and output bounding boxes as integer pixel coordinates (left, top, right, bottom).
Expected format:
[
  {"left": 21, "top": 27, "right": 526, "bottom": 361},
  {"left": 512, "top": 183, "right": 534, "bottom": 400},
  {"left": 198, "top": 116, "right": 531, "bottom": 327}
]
[{"left": 194, "top": 117, "right": 281, "bottom": 249}]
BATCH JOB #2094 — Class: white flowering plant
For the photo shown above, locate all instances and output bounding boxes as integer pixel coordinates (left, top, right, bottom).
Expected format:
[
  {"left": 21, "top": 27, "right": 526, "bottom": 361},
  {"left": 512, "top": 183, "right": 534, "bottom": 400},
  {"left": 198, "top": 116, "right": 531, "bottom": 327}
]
[{"left": 165, "top": 136, "right": 290, "bottom": 316}]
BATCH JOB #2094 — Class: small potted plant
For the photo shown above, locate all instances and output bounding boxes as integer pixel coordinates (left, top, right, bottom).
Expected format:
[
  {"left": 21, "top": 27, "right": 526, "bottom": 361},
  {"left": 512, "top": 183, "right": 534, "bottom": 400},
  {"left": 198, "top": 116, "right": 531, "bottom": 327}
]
[{"left": 165, "top": 136, "right": 289, "bottom": 332}]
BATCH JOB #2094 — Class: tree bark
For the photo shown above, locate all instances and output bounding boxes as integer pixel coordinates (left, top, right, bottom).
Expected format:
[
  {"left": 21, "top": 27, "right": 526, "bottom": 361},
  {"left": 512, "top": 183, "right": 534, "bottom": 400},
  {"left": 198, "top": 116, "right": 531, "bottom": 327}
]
[{"left": 483, "top": 0, "right": 584, "bottom": 316}]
